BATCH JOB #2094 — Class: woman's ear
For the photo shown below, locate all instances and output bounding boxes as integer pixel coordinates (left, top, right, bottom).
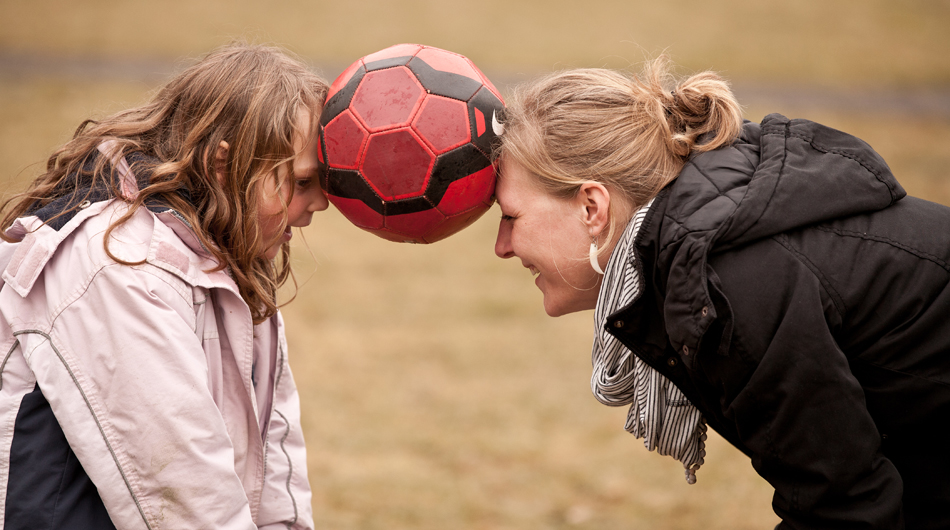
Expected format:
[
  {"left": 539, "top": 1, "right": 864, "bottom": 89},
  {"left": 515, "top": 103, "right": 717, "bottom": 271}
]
[
  {"left": 577, "top": 181, "right": 611, "bottom": 237},
  {"left": 214, "top": 141, "right": 230, "bottom": 184}
]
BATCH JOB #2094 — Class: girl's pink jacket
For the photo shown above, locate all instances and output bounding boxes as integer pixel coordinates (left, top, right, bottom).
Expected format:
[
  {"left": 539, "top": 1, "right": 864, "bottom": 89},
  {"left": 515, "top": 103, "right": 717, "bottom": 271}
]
[{"left": 0, "top": 155, "right": 314, "bottom": 529}]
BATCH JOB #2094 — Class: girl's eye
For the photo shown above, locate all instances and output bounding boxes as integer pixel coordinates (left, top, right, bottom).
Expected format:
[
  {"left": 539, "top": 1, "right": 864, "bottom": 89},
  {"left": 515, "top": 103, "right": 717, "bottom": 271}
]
[{"left": 295, "top": 178, "right": 314, "bottom": 189}]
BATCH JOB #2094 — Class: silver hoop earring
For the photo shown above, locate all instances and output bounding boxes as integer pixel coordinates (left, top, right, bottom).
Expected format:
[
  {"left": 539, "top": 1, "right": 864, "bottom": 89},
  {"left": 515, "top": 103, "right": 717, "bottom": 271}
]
[{"left": 589, "top": 236, "right": 605, "bottom": 275}]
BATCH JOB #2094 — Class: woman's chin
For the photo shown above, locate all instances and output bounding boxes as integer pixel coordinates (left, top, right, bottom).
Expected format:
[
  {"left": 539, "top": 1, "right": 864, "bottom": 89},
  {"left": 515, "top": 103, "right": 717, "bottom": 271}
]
[
  {"left": 541, "top": 290, "right": 599, "bottom": 317},
  {"left": 542, "top": 297, "right": 570, "bottom": 317}
]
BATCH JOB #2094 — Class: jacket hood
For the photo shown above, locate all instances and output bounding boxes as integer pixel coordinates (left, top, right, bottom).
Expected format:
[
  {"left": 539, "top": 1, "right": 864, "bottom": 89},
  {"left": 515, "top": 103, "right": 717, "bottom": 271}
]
[
  {"left": 663, "top": 113, "right": 904, "bottom": 251},
  {"left": 633, "top": 113, "right": 905, "bottom": 357}
]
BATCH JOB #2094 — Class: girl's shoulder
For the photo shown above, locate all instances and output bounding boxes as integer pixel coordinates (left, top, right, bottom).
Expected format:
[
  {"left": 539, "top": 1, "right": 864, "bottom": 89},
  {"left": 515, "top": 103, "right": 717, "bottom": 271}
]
[
  {"left": 2, "top": 201, "right": 156, "bottom": 297},
  {"left": 2, "top": 197, "right": 230, "bottom": 303}
]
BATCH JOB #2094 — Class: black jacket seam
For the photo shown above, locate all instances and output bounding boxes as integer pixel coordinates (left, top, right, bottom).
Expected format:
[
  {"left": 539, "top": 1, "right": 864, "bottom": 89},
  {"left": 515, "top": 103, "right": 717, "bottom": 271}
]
[
  {"left": 851, "top": 357, "right": 950, "bottom": 390},
  {"left": 815, "top": 225, "right": 950, "bottom": 272},
  {"left": 786, "top": 132, "right": 896, "bottom": 196},
  {"left": 771, "top": 234, "right": 847, "bottom": 319},
  {"left": 691, "top": 160, "right": 742, "bottom": 207},
  {"left": 742, "top": 122, "right": 790, "bottom": 244},
  {"left": 656, "top": 215, "right": 690, "bottom": 256},
  {"left": 736, "top": 144, "right": 758, "bottom": 169}
]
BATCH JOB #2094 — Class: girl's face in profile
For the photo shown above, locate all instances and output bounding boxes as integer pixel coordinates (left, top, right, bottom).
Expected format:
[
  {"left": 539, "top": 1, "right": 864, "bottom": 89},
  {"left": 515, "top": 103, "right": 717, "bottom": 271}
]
[
  {"left": 494, "top": 158, "right": 602, "bottom": 316},
  {"left": 259, "top": 108, "right": 329, "bottom": 260}
]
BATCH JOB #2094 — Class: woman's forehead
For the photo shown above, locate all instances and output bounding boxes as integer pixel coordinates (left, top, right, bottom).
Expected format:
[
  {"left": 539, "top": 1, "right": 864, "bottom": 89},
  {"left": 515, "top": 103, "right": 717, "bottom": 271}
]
[
  {"left": 497, "top": 162, "right": 564, "bottom": 215},
  {"left": 495, "top": 160, "right": 530, "bottom": 201}
]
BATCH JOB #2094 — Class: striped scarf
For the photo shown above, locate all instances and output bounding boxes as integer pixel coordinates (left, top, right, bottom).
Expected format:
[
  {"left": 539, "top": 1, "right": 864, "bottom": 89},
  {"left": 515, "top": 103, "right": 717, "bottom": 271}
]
[{"left": 590, "top": 200, "right": 708, "bottom": 484}]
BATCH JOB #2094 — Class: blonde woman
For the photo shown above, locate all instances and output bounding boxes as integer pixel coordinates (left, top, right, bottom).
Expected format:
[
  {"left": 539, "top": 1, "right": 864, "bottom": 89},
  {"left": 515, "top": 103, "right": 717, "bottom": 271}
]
[
  {"left": 0, "top": 43, "right": 328, "bottom": 529},
  {"left": 493, "top": 60, "right": 949, "bottom": 529}
]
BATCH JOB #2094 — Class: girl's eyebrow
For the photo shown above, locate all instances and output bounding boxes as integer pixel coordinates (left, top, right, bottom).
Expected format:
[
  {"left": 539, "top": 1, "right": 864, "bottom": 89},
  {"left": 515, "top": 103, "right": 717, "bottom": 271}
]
[{"left": 291, "top": 164, "right": 319, "bottom": 180}]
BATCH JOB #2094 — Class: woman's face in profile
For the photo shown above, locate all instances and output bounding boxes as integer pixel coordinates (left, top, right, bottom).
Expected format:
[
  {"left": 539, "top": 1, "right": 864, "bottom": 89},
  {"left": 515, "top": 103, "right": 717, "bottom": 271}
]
[{"left": 493, "top": 158, "right": 603, "bottom": 316}]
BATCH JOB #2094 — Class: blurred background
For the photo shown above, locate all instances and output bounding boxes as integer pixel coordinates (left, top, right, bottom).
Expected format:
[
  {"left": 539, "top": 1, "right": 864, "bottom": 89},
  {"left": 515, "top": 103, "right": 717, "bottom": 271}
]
[{"left": 2, "top": 1, "right": 948, "bottom": 528}]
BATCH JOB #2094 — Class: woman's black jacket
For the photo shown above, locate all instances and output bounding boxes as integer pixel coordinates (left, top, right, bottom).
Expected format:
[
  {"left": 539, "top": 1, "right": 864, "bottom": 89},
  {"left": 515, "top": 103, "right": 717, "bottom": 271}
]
[{"left": 606, "top": 113, "right": 950, "bottom": 529}]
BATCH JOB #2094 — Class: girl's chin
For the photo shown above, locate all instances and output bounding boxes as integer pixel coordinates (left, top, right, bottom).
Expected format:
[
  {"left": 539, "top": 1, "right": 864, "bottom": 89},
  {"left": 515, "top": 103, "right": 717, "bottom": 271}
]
[
  {"left": 262, "top": 229, "right": 292, "bottom": 259},
  {"left": 263, "top": 243, "right": 283, "bottom": 260}
]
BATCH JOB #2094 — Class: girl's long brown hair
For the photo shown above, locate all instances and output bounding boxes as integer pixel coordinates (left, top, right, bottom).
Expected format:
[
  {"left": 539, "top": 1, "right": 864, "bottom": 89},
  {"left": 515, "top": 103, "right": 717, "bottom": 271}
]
[{"left": 0, "top": 43, "right": 329, "bottom": 323}]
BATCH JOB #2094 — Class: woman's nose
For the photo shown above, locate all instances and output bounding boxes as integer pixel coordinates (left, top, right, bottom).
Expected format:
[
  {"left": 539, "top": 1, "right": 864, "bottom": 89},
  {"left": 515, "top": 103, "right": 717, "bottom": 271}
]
[{"left": 494, "top": 221, "right": 514, "bottom": 259}]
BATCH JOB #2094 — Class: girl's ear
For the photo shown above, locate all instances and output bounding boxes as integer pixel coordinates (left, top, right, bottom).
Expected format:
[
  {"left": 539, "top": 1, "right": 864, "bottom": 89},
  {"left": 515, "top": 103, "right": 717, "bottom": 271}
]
[
  {"left": 215, "top": 141, "right": 230, "bottom": 184},
  {"left": 576, "top": 181, "right": 611, "bottom": 238}
]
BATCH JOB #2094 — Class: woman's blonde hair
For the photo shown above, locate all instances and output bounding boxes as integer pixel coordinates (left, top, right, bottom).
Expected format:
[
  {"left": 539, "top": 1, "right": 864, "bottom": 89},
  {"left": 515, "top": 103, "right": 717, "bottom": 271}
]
[
  {"left": 497, "top": 57, "right": 742, "bottom": 248},
  {"left": 0, "top": 42, "right": 329, "bottom": 323}
]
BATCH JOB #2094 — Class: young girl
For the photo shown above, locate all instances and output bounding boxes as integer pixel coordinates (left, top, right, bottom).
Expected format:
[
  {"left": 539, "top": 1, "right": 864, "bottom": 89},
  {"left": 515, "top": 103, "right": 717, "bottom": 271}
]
[
  {"left": 493, "top": 60, "right": 950, "bottom": 529},
  {"left": 0, "top": 43, "right": 328, "bottom": 530}
]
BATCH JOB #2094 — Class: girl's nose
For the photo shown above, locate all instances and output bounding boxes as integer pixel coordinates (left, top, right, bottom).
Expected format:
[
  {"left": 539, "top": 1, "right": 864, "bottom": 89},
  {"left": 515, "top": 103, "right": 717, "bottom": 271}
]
[{"left": 310, "top": 188, "right": 329, "bottom": 213}]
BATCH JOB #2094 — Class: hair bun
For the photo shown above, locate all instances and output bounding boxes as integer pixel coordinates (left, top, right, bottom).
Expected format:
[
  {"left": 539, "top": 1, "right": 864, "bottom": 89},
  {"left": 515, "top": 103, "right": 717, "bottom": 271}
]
[{"left": 660, "top": 69, "right": 740, "bottom": 157}]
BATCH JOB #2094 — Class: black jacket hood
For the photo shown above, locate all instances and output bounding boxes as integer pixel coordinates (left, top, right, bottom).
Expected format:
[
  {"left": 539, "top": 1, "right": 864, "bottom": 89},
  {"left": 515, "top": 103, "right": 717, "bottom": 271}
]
[{"left": 627, "top": 113, "right": 906, "bottom": 358}]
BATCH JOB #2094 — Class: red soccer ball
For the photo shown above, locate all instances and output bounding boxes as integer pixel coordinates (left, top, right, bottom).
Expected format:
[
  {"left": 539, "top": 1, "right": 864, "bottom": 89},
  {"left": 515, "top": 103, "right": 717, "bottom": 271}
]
[{"left": 317, "top": 44, "right": 504, "bottom": 243}]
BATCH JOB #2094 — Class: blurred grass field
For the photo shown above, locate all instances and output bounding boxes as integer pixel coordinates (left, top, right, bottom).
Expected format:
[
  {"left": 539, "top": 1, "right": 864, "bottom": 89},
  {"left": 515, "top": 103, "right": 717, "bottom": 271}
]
[{"left": 2, "top": 1, "right": 949, "bottom": 528}]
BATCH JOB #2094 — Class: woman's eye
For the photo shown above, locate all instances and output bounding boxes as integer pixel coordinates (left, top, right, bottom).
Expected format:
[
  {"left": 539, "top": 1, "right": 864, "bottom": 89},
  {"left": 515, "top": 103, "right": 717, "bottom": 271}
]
[{"left": 501, "top": 214, "right": 516, "bottom": 222}]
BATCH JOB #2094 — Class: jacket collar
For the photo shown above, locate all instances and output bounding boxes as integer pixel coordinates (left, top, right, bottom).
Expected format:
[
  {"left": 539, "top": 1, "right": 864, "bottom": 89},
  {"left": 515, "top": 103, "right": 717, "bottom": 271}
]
[{"left": 592, "top": 199, "right": 708, "bottom": 484}]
